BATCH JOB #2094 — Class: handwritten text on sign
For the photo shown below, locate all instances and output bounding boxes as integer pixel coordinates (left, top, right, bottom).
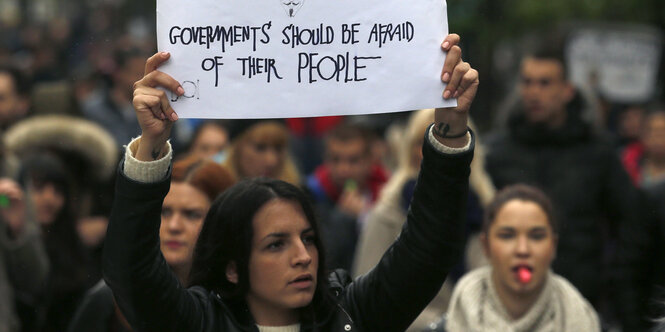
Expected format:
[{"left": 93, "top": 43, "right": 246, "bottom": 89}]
[{"left": 156, "top": 0, "right": 454, "bottom": 118}]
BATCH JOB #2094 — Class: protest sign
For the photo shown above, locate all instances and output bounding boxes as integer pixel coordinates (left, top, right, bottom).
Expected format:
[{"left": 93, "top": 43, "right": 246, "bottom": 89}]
[
  {"left": 566, "top": 24, "right": 662, "bottom": 103},
  {"left": 156, "top": 0, "right": 454, "bottom": 118}
]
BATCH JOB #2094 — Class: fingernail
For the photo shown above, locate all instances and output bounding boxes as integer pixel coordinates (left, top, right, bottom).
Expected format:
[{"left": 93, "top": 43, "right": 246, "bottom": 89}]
[
  {"left": 453, "top": 90, "right": 460, "bottom": 98},
  {"left": 442, "top": 72, "right": 450, "bottom": 82},
  {"left": 443, "top": 90, "right": 451, "bottom": 99},
  {"left": 161, "top": 51, "right": 169, "bottom": 56},
  {"left": 442, "top": 41, "right": 450, "bottom": 49},
  {"left": 171, "top": 112, "right": 179, "bottom": 121},
  {"left": 177, "top": 86, "right": 185, "bottom": 95}
]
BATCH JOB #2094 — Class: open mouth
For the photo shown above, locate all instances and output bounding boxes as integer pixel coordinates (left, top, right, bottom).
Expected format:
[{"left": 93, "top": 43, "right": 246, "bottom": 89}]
[
  {"left": 289, "top": 274, "right": 314, "bottom": 289},
  {"left": 512, "top": 265, "right": 533, "bottom": 284},
  {"left": 290, "top": 275, "right": 313, "bottom": 283}
]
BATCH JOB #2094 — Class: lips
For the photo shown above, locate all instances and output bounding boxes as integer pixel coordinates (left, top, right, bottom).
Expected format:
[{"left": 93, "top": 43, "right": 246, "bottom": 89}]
[
  {"left": 164, "top": 240, "right": 184, "bottom": 249},
  {"left": 511, "top": 264, "right": 533, "bottom": 284},
  {"left": 289, "top": 274, "right": 314, "bottom": 289}
]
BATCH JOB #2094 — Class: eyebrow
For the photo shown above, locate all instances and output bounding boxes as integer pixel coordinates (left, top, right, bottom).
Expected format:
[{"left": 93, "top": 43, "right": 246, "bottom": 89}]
[{"left": 261, "top": 227, "right": 314, "bottom": 241}]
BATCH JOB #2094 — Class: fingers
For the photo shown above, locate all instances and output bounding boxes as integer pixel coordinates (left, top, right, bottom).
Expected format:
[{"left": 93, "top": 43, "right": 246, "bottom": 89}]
[
  {"left": 441, "top": 45, "right": 461, "bottom": 84},
  {"left": 133, "top": 87, "right": 179, "bottom": 121},
  {"left": 441, "top": 34, "right": 460, "bottom": 51},
  {"left": 138, "top": 70, "right": 184, "bottom": 94},
  {"left": 458, "top": 68, "right": 480, "bottom": 96},
  {"left": 133, "top": 70, "right": 183, "bottom": 121},
  {"left": 145, "top": 52, "right": 171, "bottom": 76},
  {"left": 444, "top": 61, "right": 471, "bottom": 99},
  {"left": 0, "top": 179, "right": 23, "bottom": 203}
]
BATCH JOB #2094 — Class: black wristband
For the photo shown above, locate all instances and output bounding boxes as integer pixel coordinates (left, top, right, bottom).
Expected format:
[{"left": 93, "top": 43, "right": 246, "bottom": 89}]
[{"left": 433, "top": 123, "right": 469, "bottom": 139}]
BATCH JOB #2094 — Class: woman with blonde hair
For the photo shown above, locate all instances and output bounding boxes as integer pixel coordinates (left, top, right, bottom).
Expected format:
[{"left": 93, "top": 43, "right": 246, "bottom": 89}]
[{"left": 353, "top": 109, "right": 495, "bottom": 330}]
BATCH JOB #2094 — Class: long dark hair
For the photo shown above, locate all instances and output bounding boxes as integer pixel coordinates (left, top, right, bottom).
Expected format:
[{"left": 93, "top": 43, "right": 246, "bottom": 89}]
[{"left": 188, "top": 178, "right": 331, "bottom": 310}]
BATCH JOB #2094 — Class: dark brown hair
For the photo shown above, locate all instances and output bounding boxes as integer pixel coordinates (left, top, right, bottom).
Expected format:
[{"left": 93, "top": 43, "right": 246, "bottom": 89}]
[{"left": 482, "top": 184, "right": 557, "bottom": 234}]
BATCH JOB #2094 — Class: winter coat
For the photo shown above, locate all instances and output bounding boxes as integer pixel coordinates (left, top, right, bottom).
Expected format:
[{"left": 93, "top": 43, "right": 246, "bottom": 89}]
[
  {"left": 102, "top": 128, "right": 474, "bottom": 332},
  {"left": 0, "top": 214, "right": 49, "bottom": 332},
  {"left": 484, "top": 92, "right": 644, "bottom": 308},
  {"left": 67, "top": 280, "right": 132, "bottom": 332}
]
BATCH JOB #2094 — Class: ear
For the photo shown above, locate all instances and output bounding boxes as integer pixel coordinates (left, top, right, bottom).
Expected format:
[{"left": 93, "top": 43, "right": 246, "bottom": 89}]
[
  {"left": 562, "top": 82, "right": 575, "bottom": 104},
  {"left": 225, "top": 261, "right": 238, "bottom": 284}
]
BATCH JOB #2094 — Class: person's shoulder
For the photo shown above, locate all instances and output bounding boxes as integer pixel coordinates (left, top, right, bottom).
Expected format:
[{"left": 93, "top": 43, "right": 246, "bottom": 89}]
[
  {"left": 550, "top": 273, "right": 593, "bottom": 307},
  {"left": 452, "top": 266, "right": 490, "bottom": 295}
]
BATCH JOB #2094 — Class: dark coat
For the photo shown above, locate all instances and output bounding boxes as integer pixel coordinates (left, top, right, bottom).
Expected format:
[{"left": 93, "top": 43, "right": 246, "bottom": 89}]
[
  {"left": 102, "top": 129, "right": 474, "bottom": 332},
  {"left": 485, "top": 94, "right": 644, "bottom": 309}
]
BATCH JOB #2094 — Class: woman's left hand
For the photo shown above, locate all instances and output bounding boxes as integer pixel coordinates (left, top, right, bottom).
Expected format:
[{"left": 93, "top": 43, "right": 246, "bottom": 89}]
[{"left": 434, "top": 34, "right": 479, "bottom": 146}]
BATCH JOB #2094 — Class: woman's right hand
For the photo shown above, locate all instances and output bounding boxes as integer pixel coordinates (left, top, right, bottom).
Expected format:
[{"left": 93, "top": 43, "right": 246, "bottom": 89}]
[{"left": 132, "top": 52, "right": 184, "bottom": 161}]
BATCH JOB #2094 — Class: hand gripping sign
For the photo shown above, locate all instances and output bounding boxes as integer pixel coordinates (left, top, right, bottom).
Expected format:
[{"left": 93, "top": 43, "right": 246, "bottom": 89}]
[{"left": 156, "top": 0, "right": 455, "bottom": 118}]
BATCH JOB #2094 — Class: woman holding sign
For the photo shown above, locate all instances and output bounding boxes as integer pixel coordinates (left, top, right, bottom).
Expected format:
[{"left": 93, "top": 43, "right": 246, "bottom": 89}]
[{"left": 103, "top": 34, "right": 478, "bottom": 332}]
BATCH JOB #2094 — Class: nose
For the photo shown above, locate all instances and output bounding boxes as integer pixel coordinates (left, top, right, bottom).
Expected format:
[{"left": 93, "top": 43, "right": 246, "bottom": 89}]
[
  {"left": 164, "top": 213, "right": 184, "bottom": 234},
  {"left": 515, "top": 235, "right": 530, "bottom": 257},
  {"left": 262, "top": 149, "right": 280, "bottom": 171},
  {"left": 42, "top": 184, "right": 59, "bottom": 204},
  {"left": 291, "top": 240, "right": 312, "bottom": 267}
]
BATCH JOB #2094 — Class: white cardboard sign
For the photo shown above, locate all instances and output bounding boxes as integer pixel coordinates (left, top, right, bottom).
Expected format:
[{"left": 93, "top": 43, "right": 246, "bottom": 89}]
[
  {"left": 156, "top": 0, "right": 455, "bottom": 118},
  {"left": 566, "top": 26, "right": 662, "bottom": 103}
]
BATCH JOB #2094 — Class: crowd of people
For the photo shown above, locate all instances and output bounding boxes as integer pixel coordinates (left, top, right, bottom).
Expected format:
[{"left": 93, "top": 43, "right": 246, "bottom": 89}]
[{"left": 1, "top": 3, "right": 665, "bottom": 332}]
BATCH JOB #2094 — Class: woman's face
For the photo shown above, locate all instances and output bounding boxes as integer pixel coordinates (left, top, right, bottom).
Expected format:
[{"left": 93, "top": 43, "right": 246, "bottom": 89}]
[
  {"left": 237, "top": 138, "right": 284, "bottom": 179},
  {"left": 160, "top": 182, "right": 211, "bottom": 272},
  {"left": 245, "top": 198, "right": 318, "bottom": 324},
  {"left": 484, "top": 199, "right": 556, "bottom": 296},
  {"left": 191, "top": 125, "right": 229, "bottom": 159},
  {"left": 30, "top": 182, "right": 65, "bottom": 226}
]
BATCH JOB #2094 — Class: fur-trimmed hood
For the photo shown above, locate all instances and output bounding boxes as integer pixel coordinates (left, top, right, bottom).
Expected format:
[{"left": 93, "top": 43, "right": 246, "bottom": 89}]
[{"left": 3, "top": 115, "right": 118, "bottom": 181}]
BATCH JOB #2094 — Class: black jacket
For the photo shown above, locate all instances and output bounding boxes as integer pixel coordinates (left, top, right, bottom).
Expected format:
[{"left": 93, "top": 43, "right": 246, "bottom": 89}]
[
  {"left": 102, "top": 129, "right": 474, "bottom": 332},
  {"left": 485, "top": 95, "right": 645, "bottom": 320}
]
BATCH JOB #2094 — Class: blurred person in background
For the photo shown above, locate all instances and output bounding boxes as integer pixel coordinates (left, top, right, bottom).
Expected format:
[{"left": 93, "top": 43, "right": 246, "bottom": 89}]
[
  {"left": 3, "top": 114, "right": 119, "bottom": 283},
  {"left": 0, "top": 65, "right": 30, "bottom": 132},
  {"left": 617, "top": 108, "right": 665, "bottom": 330},
  {"left": 79, "top": 48, "right": 145, "bottom": 149},
  {"left": 17, "top": 153, "right": 95, "bottom": 332},
  {"left": 621, "top": 109, "right": 665, "bottom": 187},
  {"left": 223, "top": 120, "right": 301, "bottom": 185},
  {"left": 0, "top": 174, "right": 49, "bottom": 332},
  {"left": 305, "top": 122, "right": 388, "bottom": 271},
  {"left": 353, "top": 109, "right": 496, "bottom": 331},
  {"left": 445, "top": 184, "right": 600, "bottom": 332},
  {"left": 68, "top": 155, "right": 235, "bottom": 332},
  {"left": 484, "top": 43, "right": 645, "bottom": 328},
  {"left": 186, "top": 120, "right": 230, "bottom": 162}
]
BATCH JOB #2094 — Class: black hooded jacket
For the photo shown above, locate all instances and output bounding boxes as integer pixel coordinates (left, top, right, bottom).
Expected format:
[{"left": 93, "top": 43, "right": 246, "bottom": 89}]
[
  {"left": 485, "top": 93, "right": 644, "bottom": 312},
  {"left": 102, "top": 129, "right": 474, "bottom": 332}
]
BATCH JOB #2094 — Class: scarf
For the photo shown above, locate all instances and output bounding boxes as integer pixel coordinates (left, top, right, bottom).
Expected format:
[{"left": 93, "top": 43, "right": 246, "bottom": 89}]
[{"left": 446, "top": 266, "right": 600, "bottom": 332}]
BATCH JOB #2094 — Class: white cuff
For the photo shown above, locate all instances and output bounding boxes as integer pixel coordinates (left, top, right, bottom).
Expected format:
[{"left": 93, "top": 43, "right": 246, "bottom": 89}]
[
  {"left": 122, "top": 136, "right": 172, "bottom": 183},
  {"left": 427, "top": 127, "right": 472, "bottom": 154}
]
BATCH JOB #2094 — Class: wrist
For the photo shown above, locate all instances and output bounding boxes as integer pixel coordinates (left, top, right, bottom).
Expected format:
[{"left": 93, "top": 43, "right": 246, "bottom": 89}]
[{"left": 136, "top": 136, "right": 168, "bottom": 161}]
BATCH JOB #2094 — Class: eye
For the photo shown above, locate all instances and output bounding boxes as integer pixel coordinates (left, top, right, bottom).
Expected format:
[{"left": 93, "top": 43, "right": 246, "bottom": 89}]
[
  {"left": 302, "top": 234, "right": 316, "bottom": 245},
  {"left": 538, "top": 78, "right": 553, "bottom": 87},
  {"left": 254, "top": 143, "right": 268, "bottom": 152},
  {"left": 161, "top": 207, "right": 173, "bottom": 218},
  {"left": 266, "top": 240, "right": 284, "bottom": 251},
  {"left": 529, "top": 230, "right": 547, "bottom": 240},
  {"left": 184, "top": 209, "right": 204, "bottom": 221},
  {"left": 496, "top": 231, "right": 514, "bottom": 239}
]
